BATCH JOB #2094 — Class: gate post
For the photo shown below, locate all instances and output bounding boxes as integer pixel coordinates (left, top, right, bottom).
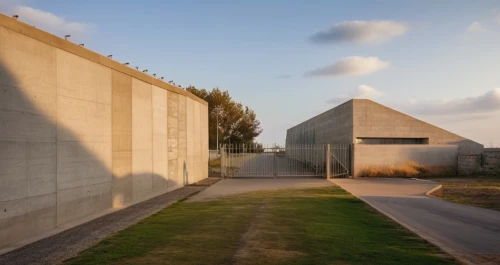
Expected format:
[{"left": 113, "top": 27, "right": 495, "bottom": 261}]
[{"left": 326, "top": 144, "right": 331, "bottom": 179}]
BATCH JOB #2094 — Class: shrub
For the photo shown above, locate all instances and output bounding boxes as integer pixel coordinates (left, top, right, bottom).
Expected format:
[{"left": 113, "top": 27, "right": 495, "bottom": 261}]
[{"left": 359, "top": 161, "right": 454, "bottom": 178}]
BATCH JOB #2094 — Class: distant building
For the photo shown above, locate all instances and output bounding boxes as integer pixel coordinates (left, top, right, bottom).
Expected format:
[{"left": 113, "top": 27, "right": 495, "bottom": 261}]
[{"left": 286, "top": 99, "right": 483, "bottom": 177}]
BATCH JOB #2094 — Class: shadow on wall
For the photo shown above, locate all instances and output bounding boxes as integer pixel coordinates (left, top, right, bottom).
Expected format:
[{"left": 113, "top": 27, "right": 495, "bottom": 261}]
[{"left": 0, "top": 60, "right": 185, "bottom": 249}]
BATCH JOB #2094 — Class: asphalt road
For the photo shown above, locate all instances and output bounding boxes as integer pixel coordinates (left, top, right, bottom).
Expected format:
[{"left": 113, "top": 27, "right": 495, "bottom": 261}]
[{"left": 332, "top": 178, "right": 500, "bottom": 265}]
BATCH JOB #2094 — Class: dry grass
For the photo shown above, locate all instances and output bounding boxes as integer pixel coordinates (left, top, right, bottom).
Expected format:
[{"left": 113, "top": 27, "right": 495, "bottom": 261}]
[
  {"left": 209, "top": 158, "right": 221, "bottom": 168},
  {"left": 359, "top": 161, "right": 454, "bottom": 178},
  {"left": 432, "top": 179, "right": 500, "bottom": 211}
]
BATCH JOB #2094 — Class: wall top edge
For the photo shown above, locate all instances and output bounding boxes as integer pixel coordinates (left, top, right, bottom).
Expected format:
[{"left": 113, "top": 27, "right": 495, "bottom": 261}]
[
  {"left": 0, "top": 13, "right": 207, "bottom": 106},
  {"left": 484, "top": 148, "right": 500, "bottom": 152}
]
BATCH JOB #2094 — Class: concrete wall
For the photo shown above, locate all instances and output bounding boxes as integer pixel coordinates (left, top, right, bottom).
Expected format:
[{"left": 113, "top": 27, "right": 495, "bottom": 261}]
[
  {"left": 458, "top": 149, "right": 500, "bottom": 175},
  {"left": 353, "top": 145, "right": 458, "bottom": 177},
  {"left": 286, "top": 99, "right": 482, "bottom": 177},
  {"left": 0, "top": 14, "right": 208, "bottom": 250},
  {"left": 286, "top": 100, "right": 353, "bottom": 146},
  {"left": 286, "top": 99, "right": 483, "bottom": 155},
  {"left": 352, "top": 100, "right": 483, "bottom": 155}
]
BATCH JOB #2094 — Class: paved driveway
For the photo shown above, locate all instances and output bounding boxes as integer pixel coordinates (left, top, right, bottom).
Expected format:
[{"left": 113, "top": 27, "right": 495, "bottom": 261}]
[
  {"left": 332, "top": 178, "right": 500, "bottom": 265},
  {"left": 188, "top": 179, "right": 334, "bottom": 202}
]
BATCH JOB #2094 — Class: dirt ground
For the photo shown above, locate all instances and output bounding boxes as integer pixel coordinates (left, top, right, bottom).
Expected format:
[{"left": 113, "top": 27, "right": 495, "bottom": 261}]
[{"left": 431, "top": 178, "right": 500, "bottom": 211}]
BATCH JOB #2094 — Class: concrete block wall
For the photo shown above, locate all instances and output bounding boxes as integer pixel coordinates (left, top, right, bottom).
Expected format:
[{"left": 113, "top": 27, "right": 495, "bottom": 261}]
[
  {"left": 457, "top": 155, "right": 481, "bottom": 175},
  {"left": 0, "top": 14, "right": 208, "bottom": 250},
  {"left": 458, "top": 149, "right": 500, "bottom": 175}
]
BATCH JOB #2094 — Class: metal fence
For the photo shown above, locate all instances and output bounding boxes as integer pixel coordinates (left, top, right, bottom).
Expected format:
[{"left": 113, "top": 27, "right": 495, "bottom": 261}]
[
  {"left": 221, "top": 144, "right": 327, "bottom": 178},
  {"left": 329, "top": 144, "right": 351, "bottom": 178},
  {"left": 208, "top": 150, "right": 221, "bottom": 178}
]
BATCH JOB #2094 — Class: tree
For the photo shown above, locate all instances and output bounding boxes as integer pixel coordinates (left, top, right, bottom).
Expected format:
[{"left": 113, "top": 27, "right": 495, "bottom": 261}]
[{"left": 186, "top": 86, "right": 262, "bottom": 149}]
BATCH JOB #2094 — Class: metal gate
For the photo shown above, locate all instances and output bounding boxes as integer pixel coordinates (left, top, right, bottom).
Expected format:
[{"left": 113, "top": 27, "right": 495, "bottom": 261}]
[
  {"left": 329, "top": 144, "right": 351, "bottom": 178},
  {"left": 221, "top": 144, "right": 327, "bottom": 178}
]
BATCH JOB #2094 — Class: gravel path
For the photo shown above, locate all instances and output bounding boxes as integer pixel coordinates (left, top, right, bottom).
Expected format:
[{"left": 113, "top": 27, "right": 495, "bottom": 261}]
[{"left": 0, "top": 185, "right": 210, "bottom": 265}]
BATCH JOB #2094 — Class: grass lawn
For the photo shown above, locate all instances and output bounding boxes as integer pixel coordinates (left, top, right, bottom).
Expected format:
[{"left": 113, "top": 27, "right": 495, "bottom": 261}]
[
  {"left": 431, "top": 177, "right": 500, "bottom": 211},
  {"left": 65, "top": 187, "right": 457, "bottom": 265}
]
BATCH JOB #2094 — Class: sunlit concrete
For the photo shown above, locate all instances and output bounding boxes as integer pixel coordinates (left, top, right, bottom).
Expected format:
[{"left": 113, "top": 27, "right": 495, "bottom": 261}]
[
  {"left": 152, "top": 85, "right": 169, "bottom": 193},
  {"left": 0, "top": 13, "right": 208, "bottom": 251},
  {"left": 286, "top": 99, "right": 484, "bottom": 177}
]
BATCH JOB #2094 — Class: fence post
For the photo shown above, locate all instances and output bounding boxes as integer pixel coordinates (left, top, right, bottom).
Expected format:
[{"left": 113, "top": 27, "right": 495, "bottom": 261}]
[{"left": 326, "top": 144, "right": 331, "bottom": 179}]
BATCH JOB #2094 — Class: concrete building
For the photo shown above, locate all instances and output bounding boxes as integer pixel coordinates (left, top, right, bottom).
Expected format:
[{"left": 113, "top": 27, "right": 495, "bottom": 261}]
[
  {"left": 286, "top": 99, "right": 483, "bottom": 177},
  {"left": 0, "top": 14, "right": 208, "bottom": 251}
]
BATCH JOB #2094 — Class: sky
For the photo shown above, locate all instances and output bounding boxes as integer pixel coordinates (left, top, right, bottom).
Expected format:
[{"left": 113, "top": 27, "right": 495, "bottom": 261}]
[{"left": 1, "top": 0, "right": 499, "bottom": 146}]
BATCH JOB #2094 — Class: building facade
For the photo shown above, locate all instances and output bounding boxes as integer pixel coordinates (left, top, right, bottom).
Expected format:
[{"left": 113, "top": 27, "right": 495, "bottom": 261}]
[{"left": 286, "top": 99, "right": 483, "bottom": 177}]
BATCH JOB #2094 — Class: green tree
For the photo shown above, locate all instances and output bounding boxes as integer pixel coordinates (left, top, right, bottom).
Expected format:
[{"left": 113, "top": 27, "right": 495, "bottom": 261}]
[{"left": 186, "top": 86, "right": 262, "bottom": 149}]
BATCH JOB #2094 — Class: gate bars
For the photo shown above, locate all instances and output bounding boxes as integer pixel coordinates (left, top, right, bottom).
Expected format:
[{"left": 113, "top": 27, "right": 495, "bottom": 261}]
[
  {"left": 329, "top": 144, "right": 350, "bottom": 178},
  {"left": 220, "top": 143, "right": 351, "bottom": 178}
]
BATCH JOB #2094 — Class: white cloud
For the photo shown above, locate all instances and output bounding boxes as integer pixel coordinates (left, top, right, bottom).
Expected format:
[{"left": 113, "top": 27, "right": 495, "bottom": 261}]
[
  {"left": 6, "top": 5, "right": 95, "bottom": 41},
  {"left": 466, "top": 21, "right": 489, "bottom": 33},
  {"left": 305, "top": 56, "right": 389, "bottom": 77},
  {"left": 406, "top": 88, "right": 500, "bottom": 116},
  {"left": 327, "top": 85, "right": 383, "bottom": 105},
  {"left": 309, "top": 20, "right": 408, "bottom": 45}
]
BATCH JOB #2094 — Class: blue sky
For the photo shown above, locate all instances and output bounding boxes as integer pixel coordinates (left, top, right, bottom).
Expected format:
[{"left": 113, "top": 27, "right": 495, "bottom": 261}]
[{"left": 1, "top": 0, "right": 499, "bottom": 146}]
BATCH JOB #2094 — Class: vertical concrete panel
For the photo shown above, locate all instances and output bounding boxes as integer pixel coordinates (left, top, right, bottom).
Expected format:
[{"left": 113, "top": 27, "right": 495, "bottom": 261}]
[
  {"left": 56, "top": 49, "right": 112, "bottom": 225},
  {"left": 167, "top": 91, "right": 180, "bottom": 190},
  {"left": 152, "top": 86, "right": 168, "bottom": 193},
  {"left": 0, "top": 27, "right": 57, "bottom": 142},
  {"left": 177, "top": 95, "right": 187, "bottom": 186},
  {"left": 111, "top": 70, "right": 132, "bottom": 207},
  {"left": 201, "top": 105, "right": 209, "bottom": 179},
  {"left": 186, "top": 98, "right": 194, "bottom": 184},
  {"left": 132, "top": 79, "right": 153, "bottom": 202},
  {"left": 0, "top": 25, "right": 57, "bottom": 249},
  {"left": 194, "top": 102, "right": 202, "bottom": 182}
]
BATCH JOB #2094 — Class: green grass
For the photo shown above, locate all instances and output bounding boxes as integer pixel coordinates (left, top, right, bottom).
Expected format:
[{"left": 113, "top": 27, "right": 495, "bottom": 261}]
[{"left": 65, "top": 187, "right": 457, "bottom": 265}]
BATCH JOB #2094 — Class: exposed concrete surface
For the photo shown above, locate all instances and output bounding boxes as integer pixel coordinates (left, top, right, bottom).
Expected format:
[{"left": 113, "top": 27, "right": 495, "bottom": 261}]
[
  {"left": 331, "top": 178, "right": 500, "bottom": 265},
  {"left": 0, "top": 14, "right": 209, "bottom": 250},
  {"left": 188, "top": 179, "right": 335, "bottom": 202},
  {"left": 352, "top": 100, "right": 483, "bottom": 155},
  {"left": 286, "top": 99, "right": 484, "bottom": 178},
  {"left": 286, "top": 99, "right": 483, "bottom": 155},
  {"left": 0, "top": 186, "right": 205, "bottom": 265}
]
